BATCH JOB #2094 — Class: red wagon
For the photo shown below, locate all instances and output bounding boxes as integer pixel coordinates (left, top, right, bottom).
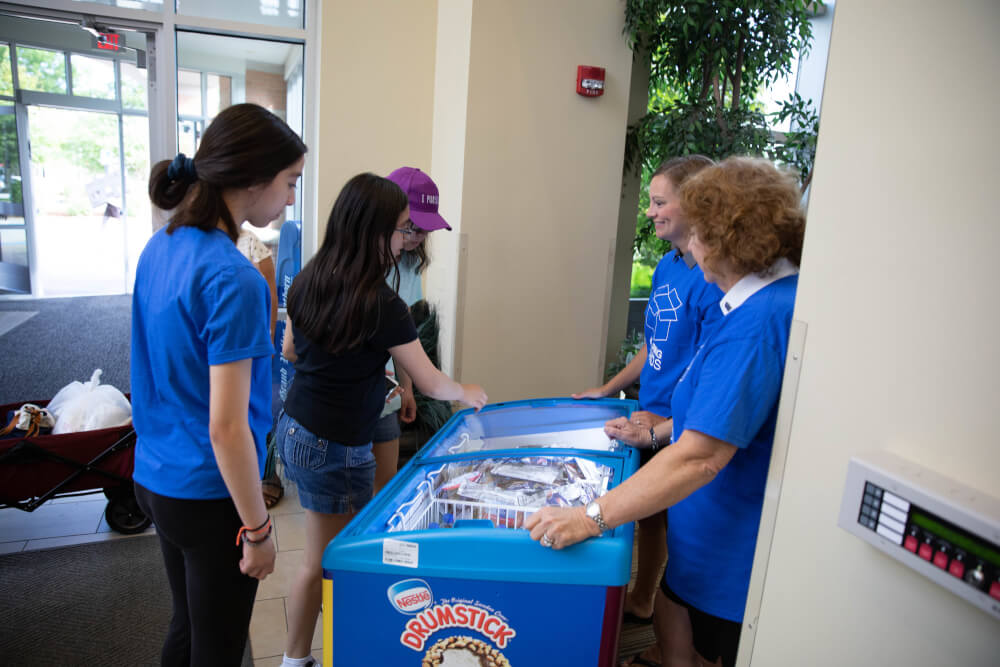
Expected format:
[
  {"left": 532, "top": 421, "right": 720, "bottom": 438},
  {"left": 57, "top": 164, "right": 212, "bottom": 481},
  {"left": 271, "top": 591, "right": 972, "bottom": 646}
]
[{"left": 0, "top": 399, "right": 151, "bottom": 534}]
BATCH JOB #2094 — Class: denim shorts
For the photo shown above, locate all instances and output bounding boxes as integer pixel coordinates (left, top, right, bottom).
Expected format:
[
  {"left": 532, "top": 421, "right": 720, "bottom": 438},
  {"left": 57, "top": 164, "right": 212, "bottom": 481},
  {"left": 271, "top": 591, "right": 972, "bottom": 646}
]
[
  {"left": 274, "top": 411, "right": 375, "bottom": 514},
  {"left": 372, "top": 411, "right": 401, "bottom": 443}
]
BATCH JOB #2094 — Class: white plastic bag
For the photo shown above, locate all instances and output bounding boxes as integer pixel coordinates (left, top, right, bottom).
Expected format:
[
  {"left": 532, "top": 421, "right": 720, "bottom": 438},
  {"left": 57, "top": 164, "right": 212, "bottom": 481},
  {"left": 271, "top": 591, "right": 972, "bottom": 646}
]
[{"left": 49, "top": 369, "right": 132, "bottom": 434}]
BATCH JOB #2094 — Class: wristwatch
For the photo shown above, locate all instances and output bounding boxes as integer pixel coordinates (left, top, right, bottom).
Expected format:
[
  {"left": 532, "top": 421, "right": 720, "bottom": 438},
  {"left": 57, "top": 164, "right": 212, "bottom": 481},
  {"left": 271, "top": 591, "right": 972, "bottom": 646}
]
[{"left": 585, "top": 500, "right": 610, "bottom": 532}]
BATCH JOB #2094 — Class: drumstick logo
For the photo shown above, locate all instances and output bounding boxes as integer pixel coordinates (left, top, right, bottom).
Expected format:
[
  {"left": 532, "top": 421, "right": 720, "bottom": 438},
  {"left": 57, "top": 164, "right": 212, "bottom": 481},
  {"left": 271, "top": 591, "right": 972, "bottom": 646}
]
[{"left": 398, "top": 602, "right": 517, "bottom": 651}]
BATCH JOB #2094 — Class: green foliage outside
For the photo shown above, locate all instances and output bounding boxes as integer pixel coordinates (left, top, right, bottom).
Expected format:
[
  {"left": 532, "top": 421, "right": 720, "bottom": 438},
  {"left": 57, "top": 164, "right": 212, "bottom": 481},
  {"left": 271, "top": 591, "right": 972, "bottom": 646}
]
[
  {"left": 605, "top": 329, "right": 645, "bottom": 383},
  {"left": 630, "top": 261, "right": 654, "bottom": 298},
  {"left": 0, "top": 45, "right": 12, "bottom": 96},
  {"left": 16, "top": 47, "right": 66, "bottom": 94},
  {"left": 623, "top": 0, "right": 821, "bottom": 288}
]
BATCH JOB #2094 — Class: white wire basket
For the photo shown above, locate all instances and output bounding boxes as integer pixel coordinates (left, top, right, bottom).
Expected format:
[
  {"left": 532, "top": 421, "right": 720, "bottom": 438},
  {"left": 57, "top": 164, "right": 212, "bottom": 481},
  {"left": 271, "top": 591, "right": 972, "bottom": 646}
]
[
  {"left": 386, "top": 480, "right": 535, "bottom": 532},
  {"left": 384, "top": 459, "right": 609, "bottom": 533}
]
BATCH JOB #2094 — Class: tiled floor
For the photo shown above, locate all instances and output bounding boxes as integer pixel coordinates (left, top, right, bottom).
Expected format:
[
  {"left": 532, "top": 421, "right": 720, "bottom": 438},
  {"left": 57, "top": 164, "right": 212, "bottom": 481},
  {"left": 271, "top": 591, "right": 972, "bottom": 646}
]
[
  {"left": 0, "top": 479, "right": 319, "bottom": 666},
  {"left": 251, "top": 480, "right": 324, "bottom": 667}
]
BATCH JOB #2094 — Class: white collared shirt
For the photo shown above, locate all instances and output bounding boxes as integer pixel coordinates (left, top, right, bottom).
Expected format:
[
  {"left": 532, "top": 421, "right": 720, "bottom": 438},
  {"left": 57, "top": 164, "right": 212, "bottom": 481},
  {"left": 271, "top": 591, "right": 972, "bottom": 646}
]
[{"left": 718, "top": 257, "right": 798, "bottom": 316}]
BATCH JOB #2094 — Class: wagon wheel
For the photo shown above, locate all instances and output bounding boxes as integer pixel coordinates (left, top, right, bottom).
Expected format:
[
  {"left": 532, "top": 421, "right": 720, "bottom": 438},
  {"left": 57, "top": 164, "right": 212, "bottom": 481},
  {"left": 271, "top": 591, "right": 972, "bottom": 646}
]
[{"left": 105, "top": 494, "right": 152, "bottom": 534}]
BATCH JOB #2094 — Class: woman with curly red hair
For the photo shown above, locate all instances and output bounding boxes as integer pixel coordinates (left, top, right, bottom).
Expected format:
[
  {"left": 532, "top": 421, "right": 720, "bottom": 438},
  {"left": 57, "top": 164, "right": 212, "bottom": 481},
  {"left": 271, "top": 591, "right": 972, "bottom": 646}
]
[{"left": 527, "top": 156, "right": 805, "bottom": 667}]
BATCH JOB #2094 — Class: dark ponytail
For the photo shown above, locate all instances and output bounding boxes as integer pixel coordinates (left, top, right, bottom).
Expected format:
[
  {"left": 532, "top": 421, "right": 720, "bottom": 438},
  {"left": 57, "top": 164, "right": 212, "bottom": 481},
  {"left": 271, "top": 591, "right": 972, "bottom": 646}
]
[{"left": 148, "top": 103, "right": 307, "bottom": 241}]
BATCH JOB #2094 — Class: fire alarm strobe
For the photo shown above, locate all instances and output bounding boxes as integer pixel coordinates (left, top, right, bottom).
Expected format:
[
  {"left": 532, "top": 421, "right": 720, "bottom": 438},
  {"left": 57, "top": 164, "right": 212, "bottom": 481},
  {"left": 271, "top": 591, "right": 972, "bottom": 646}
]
[{"left": 577, "top": 65, "right": 605, "bottom": 97}]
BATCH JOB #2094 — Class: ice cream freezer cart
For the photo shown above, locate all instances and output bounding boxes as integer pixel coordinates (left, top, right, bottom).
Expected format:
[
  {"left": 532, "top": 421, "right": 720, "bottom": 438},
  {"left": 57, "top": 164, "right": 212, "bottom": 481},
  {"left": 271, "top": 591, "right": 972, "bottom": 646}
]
[{"left": 321, "top": 397, "right": 640, "bottom": 667}]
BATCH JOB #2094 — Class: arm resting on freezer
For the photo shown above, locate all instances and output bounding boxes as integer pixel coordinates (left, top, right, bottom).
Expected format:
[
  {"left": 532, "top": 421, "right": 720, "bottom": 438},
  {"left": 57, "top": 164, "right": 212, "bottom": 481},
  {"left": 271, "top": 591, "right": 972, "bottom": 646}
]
[
  {"left": 389, "top": 339, "right": 487, "bottom": 410},
  {"left": 525, "top": 429, "right": 737, "bottom": 550}
]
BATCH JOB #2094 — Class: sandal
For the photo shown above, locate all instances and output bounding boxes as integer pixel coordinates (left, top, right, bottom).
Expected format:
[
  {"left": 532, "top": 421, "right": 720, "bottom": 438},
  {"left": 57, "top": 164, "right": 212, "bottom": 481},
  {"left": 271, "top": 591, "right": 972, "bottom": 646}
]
[
  {"left": 622, "top": 610, "right": 654, "bottom": 625},
  {"left": 620, "top": 653, "right": 661, "bottom": 667},
  {"left": 262, "top": 476, "right": 284, "bottom": 509}
]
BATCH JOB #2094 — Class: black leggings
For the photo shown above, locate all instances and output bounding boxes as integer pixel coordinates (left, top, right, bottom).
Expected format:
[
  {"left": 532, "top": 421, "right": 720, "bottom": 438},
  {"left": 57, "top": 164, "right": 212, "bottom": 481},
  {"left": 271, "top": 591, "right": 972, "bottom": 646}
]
[{"left": 135, "top": 483, "right": 258, "bottom": 667}]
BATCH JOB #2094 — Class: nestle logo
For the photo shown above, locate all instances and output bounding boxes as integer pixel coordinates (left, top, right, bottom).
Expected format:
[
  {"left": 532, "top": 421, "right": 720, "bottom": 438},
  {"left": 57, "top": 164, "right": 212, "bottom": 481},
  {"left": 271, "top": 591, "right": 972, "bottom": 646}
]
[{"left": 387, "top": 579, "right": 433, "bottom": 614}]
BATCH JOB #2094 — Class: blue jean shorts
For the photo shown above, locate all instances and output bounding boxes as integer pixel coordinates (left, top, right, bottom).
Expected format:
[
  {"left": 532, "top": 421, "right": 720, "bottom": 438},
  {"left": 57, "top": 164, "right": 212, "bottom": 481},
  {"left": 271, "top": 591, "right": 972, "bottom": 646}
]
[
  {"left": 274, "top": 412, "right": 375, "bottom": 514},
  {"left": 372, "top": 411, "right": 401, "bottom": 443}
]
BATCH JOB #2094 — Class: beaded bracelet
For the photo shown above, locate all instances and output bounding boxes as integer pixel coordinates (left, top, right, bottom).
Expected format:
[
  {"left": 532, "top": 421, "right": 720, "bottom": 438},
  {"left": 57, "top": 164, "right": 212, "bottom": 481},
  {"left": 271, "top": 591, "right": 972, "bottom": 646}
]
[{"left": 649, "top": 426, "right": 659, "bottom": 451}]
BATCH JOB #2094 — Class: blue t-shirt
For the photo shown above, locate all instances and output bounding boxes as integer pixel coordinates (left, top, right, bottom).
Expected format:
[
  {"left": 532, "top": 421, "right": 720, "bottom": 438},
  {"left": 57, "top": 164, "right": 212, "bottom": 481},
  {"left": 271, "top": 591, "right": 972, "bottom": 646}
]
[
  {"left": 664, "top": 273, "right": 798, "bottom": 622},
  {"left": 388, "top": 252, "right": 423, "bottom": 308},
  {"left": 131, "top": 226, "right": 274, "bottom": 500},
  {"left": 639, "top": 251, "right": 723, "bottom": 417}
]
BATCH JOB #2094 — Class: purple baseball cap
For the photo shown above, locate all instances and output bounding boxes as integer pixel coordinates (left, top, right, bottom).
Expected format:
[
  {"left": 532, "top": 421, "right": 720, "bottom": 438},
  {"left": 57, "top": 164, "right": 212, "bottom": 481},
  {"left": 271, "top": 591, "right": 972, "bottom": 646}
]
[{"left": 387, "top": 167, "right": 452, "bottom": 231}]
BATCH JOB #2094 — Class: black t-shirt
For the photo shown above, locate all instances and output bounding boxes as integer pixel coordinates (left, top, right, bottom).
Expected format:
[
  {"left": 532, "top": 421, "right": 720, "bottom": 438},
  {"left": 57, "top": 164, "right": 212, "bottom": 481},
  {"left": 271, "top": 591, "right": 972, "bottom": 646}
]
[{"left": 284, "top": 285, "right": 418, "bottom": 445}]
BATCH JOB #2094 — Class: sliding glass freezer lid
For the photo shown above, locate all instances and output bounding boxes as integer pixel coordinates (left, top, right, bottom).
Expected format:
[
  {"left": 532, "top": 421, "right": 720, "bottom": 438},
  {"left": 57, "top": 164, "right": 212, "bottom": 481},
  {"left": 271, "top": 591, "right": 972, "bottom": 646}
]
[{"left": 416, "top": 397, "right": 637, "bottom": 458}]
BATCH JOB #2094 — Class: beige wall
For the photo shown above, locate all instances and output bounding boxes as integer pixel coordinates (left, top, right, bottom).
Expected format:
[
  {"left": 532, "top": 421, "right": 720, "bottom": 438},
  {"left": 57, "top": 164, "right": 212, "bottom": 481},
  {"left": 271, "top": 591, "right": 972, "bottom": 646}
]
[
  {"left": 315, "top": 2, "right": 633, "bottom": 401},
  {"left": 314, "top": 0, "right": 437, "bottom": 247},
  {"left": 743, "top": 1, "right": 1000, "bottom": 664},
  {"left": 433, "top": 0, "right": 634, "bottom": 399}
]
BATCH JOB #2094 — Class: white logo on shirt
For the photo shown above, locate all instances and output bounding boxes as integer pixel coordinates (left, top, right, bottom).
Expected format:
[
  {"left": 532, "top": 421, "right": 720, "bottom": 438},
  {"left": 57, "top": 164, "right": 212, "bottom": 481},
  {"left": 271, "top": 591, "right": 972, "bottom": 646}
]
[
  {"left": 645, "top": 284, "right": 685, "bottom": 363},
  {"left": 648, "top": 342, "right": 663, "bottom": 370}
]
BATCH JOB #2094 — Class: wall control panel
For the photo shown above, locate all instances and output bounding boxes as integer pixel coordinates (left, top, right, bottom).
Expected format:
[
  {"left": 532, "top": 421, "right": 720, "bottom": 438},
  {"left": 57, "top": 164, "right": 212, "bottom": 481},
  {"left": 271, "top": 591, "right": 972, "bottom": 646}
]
[{"left": 838, "top": 451, "right": 1000, "bottom": 620}]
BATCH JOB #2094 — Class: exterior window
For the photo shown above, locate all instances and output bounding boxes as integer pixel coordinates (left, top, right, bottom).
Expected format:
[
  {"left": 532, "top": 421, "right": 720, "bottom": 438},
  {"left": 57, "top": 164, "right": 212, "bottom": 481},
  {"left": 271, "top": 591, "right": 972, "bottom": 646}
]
[
  {"left": 70, "top": 54, "right": 116, "bottom": 99},
  {"left": 16, "top": 46, "right": 67, "bottom": 94}
]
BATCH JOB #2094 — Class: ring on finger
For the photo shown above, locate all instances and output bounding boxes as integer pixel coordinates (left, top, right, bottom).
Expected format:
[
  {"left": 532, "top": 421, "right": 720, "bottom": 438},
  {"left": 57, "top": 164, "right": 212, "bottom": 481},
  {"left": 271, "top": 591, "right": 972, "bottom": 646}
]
[{"left": 540, "top": 533, "right": 553, "bottom": 548}]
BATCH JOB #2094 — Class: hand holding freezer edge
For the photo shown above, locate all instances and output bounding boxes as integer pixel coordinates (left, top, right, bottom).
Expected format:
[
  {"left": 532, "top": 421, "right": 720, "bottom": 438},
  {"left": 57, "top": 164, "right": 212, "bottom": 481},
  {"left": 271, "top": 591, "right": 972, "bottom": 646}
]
[
  {"left": 459, "top": 384, "right": 488, "bottom": 411},
  {"left": 525, "top": 504, "right": 601, "bottom": 550},
  {"left": 602, "top": 416, "right": 650, "bottom": 448},
  {"left": 628, "top": 410, "right": 669, "bottom": 429}
]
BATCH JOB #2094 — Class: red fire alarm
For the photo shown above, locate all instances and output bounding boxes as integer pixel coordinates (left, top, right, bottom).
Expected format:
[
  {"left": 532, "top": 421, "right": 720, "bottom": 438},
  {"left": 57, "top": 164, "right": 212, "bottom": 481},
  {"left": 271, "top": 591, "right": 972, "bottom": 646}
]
[{"left": 577, "top": 65, "right": 605, "bottom": 97}]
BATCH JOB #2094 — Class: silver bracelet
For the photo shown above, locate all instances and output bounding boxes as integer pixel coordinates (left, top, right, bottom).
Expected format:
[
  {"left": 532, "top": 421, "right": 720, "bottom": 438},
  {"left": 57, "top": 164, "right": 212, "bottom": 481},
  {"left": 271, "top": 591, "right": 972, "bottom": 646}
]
[{"left": 649, "top": 426, "right": 659, "bottom": 451}]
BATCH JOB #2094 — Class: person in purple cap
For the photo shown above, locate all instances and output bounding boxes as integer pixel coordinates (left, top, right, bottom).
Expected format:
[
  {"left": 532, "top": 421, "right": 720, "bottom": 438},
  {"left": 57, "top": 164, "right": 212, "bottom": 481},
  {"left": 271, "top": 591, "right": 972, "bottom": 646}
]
[{"left": 371, "top": 166, "right": 453, "bottom": 492}]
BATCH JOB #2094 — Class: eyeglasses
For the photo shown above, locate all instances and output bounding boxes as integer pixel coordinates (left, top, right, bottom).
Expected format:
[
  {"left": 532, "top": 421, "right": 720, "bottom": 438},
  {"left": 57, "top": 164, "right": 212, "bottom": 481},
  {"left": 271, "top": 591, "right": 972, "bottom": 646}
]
[{"left": 394, "top": 221, "right": 427, "bottom": 237}]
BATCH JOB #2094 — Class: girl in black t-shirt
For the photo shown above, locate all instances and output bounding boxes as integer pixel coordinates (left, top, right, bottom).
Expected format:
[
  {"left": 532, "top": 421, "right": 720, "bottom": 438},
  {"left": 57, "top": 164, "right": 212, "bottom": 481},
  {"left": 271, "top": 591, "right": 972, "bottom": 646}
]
[{"left": 275, "top": 172, "right": 487, "bottom": 667}]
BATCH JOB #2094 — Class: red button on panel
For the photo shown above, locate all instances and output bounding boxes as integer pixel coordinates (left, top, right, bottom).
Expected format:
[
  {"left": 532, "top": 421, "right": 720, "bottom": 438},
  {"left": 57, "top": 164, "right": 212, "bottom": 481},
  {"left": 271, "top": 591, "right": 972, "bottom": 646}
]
[
  {"left": 948, "top": 560, "right": 965, "bottom": 578},
  {"left": 933, "top": 551, "right": 949, "bottom": 569},
  {"left": 918, "top": 543, "right": 933, "bottom": 561},
  {"left": 990, "top": 581, "right": 1000, "bottom": 601},
  {"left": 904, "top": 535, "right": 918, "bottom": 553}
]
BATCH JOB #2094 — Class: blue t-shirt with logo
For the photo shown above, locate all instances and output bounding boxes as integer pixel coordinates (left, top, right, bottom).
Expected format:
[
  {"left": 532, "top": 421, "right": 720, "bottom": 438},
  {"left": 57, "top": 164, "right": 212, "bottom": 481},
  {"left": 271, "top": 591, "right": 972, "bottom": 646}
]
[
  {"left": 664, "top": 274, "right": 797, "bottom": 622},
  {"left": 639, "top": 251, "right": 723, "bottom": 417},
  {"left": 131, "top": 226, "right": 274, "bottom": 499}
]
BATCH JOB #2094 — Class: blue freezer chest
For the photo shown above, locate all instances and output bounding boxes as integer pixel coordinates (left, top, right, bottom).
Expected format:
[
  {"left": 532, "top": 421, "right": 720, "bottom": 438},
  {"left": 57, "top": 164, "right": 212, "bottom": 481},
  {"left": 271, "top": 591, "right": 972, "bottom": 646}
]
[{"left": 322, "top": 397, "right": 640, "bottom": 667}]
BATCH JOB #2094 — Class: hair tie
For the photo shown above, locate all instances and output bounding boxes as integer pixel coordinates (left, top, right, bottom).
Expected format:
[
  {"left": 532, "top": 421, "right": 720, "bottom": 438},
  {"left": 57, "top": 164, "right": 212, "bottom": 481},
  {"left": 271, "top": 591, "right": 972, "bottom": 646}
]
[{"left": 167, "top": 153, "right": 198, "bottom": 183}]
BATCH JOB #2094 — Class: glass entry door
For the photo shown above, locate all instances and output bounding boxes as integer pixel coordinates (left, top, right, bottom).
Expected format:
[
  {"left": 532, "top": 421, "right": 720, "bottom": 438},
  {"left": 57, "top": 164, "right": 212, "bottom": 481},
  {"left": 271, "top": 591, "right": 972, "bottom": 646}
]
[
  {"left": 0, "top": 104, "right": 31, "bottom": 294},
  {"left": 0, "top": 14, "right": 151, "bottom": 297}
]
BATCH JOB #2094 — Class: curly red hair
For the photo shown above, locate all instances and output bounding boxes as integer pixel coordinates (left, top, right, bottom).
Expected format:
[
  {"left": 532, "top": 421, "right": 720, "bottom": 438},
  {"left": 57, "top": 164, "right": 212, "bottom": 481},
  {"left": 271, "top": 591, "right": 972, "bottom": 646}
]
[{"left": 679, "top": 156, "right": 805, "bottom": 276}]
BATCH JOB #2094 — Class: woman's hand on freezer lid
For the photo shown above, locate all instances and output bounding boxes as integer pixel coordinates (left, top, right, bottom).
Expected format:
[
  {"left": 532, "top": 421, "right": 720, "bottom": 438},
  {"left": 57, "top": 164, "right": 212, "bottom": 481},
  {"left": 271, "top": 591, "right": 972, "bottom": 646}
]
[
  {"left": 603, "top": 414, "right": 672, "bottom": 448},
  {"left": 459, "top": 384, "right": 488, "bottom": 411},
  {"left": 388, "top": 339, "right": 486, "bottom": 411}
]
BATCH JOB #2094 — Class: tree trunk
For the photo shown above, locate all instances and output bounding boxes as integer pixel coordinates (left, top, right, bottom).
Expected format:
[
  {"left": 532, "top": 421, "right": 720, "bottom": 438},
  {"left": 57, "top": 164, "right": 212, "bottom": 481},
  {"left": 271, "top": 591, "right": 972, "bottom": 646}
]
[{"left": 731, "top": 32, "right": 746, "bottom": 109}]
